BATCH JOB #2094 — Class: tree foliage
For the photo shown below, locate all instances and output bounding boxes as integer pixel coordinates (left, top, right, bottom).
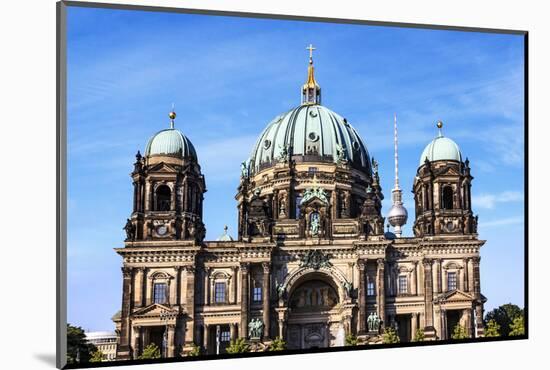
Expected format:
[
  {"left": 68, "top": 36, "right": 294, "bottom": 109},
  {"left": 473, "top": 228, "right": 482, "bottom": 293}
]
[
  {"left": 484, "top": 303, "right": 524, "bottom": 337},
  {"left": 268, "top": 337, "right": 287, "bottom": 351},
  {"left": 450, "top": 324, "right": 468, "bottom": 340},
  {"left": 66, "top": 324, "right": 97, "bottom": 364},
  {"left": 509, "top": 316, "right": 525, "bottom": 336},
  {"left": 413, "top": 328, "right": 425, "bottom": 342},
  {"left": 187, "top": 344, "right": 201, "bottom": 356},
  {"left": 226, "top": 338, "right": 250, "bottom": 354},
  {"left": 138, "top": 343, "right": 161, "bottom": 359},
  {"left": 345, "top": 334, "right": 358, "bottom": 346},
  {"left": 382, "top": 327, "right": 400, "bottom": 344},
  {"left": 90, "top": 350, "right": 104, "bottom": 363},
  {"left": 484, "top": 319, "right": 501, "bottom": 337}
]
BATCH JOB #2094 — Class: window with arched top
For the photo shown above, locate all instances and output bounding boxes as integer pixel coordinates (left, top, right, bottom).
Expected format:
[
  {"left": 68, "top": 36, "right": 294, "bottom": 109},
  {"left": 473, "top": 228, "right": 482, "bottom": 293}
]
[
  {"left": 155, "top": 185, "right": 171, "bottom": 211},
  {"left": 442, "top": 186, "right": 454, "bottom": 210}
]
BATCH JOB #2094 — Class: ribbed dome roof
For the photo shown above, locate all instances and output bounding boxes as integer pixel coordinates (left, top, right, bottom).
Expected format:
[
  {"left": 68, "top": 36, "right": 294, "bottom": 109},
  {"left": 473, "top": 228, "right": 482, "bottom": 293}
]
[
  {"left": 145, "top": 128, "right": 197, "bottom": 160},
  {"left": 419, "top": 134, "right": 461, "bottom": 166},
  {"left": 248, "top": 104, "right": 371, "bottom": 174}
]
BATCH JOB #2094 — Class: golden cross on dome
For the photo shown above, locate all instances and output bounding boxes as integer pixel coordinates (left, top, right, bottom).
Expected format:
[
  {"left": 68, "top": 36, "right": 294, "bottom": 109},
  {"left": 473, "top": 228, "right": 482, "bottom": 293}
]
[{"left": 306, "top": 44, "right": 316, "bottom": 63}]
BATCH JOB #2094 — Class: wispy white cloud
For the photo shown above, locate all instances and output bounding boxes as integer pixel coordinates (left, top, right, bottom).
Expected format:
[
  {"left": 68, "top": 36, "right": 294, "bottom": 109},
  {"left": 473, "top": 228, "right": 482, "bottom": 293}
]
[
  {"left": 473, "top": 190, "right": 524, "bottom": 209},
  {"left": 480, "top": 216, "right": 524, "bottom": 228}
]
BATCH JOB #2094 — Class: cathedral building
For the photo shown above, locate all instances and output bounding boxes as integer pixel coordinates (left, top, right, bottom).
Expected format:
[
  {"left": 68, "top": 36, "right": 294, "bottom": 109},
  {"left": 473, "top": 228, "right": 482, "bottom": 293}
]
[{"left": 114, "top": 46, "right": 485, "bottom": 359}]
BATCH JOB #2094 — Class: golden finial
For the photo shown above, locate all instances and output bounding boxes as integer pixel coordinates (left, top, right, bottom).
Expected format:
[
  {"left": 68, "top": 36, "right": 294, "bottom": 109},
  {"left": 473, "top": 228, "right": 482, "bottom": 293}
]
[
  {"left": 437, "top": 120, "right": 443, "bottom": 129},
  {"left": 436, "top": 120, "right": 443, "bottom": 137},
  {"left": 169, "top": 103, "right": 176, "bottom": 128}
]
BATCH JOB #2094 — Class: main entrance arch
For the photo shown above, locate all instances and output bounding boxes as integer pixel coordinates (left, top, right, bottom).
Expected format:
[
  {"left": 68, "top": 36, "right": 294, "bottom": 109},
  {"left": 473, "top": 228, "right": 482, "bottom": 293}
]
[{"left": 283, "top": 268, "right": 348, "bottom": 349}]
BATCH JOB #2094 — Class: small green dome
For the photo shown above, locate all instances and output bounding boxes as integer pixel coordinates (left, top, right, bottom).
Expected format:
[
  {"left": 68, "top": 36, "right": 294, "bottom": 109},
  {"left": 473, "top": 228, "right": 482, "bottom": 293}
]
[
  {"left": 145, "top": 128, "right": 197, "bottom": 159},
  {"left": 419, "top": 133, "right": 462, "bottom": 166}
]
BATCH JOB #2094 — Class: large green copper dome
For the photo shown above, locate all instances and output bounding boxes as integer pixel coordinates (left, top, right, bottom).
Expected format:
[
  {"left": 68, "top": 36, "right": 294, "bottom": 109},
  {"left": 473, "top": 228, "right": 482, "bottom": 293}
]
[
  {"left": 145, "top": 128, "right": 197, "bottom": 159},
  {"left": 248, "top": 104, "right": 371, "bottom": 175}
]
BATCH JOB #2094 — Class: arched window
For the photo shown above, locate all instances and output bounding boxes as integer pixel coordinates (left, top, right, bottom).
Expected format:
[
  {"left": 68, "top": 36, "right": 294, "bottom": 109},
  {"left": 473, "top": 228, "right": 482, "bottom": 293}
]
[
  {"left": 442, "top": 186, "right": 454, "bottom": 210},
  {"left": 156, "top": 185, "right": 171, "bottom": 211},
  {"left": 295, "top": 194, "right": 302, "bottom": 219}
]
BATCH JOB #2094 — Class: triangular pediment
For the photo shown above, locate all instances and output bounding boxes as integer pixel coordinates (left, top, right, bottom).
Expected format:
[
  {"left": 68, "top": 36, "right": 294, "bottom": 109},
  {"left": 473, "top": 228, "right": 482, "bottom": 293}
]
[
  {"left": 132, "top": 303, "right": 174, "bottom": 317},
  {"left": 437, "top": 166, "right": 461, "bottom": 177},
  {"left": 434, "top": 290, "right": 475, "bottom": 303},
  {"left": 148, "top": 162, "right": 178, "bottom": 173}
]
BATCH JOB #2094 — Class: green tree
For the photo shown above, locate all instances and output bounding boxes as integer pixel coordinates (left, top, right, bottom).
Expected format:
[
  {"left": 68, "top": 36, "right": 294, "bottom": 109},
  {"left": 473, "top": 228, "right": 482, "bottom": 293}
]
[
  {"left": 382, "top": 327, "right": 400, "bottom": 344},
  {"left": 226, "top": 338, "right": 250, "bottom": 354},
  {"left": 484, "top": 319, "right": 501, "bottom": 337},
  {"left": 450, "top": 324, "right": 468, "bottom": 340},
  {"left": 268, "top": 337, "right": 287, "bottom": 351},
  {"left": 138, "top": 343, "right": 161, "bottom": 359},
  {"left": 89, "top": 350, "right": 104, "bottom": 363},
  {"left": 66, "top": 324, "right": 97, "bottom": 364},
  {"left": 509, "top": 316, "right": 525, "bottom": 336},
  {"left": 484, "top": 304, "right": 524, "bottom": 337},
  {"left": 345, "top": 334, "right": 358, "bottom": 346},
  {"left": 413, "top": 328, "right": 425, "bottom": 342},
  {"left": 187, "top": 344, "right": 201, "bottom": 356}
]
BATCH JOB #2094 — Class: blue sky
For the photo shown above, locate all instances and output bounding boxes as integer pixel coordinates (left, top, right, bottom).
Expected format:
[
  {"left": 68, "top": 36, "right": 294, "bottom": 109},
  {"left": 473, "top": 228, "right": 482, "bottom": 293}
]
[{"left": 67, "top": 6, "right": 525, "bottom": 331}]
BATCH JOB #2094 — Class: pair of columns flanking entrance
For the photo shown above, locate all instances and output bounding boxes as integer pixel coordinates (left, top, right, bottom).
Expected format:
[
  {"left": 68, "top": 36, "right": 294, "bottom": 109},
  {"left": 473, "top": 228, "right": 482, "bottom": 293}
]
[
  {"left": 131, "top": 324, "right": 176, "bottom": 359},
  {"left": 239, "top": 262, "right": 271, "bottom": 339},
  {"left": 357, "top": 258, "right": 386, "bottom": 333}
]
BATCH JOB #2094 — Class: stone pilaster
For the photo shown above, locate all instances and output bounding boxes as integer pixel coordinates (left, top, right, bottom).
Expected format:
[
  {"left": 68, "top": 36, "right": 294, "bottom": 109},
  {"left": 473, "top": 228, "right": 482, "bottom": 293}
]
[
  {"left": 203, "top": 324, "right": 210, "bottom": 353},
  {"left": 422, "top": 259, "right": 436, "bottom": 339},
  {"left": 357, "top": 259, "right": 366, "bottom": 333},
  {"left": 117, "top": 266, "right": 133, "bottom": 360},
  {"left": 230, "top": 323, "right": 237, "bottom": 341},
  {"left": 167, "top": 324, "right": 176, "bottom": 357},
  {"left": 376, "top": 259, "right": 385, "bottom": 326},
  {"left": 240, "top": 263, "right": 249, "bottom": 338},
  {"left": 132, "top": 325, "right": 141, "bottom": 360},
  {"left": 262, "top": 262, "right": 271, "bottom": 338},
  {"left": 133, "top": 267, "right": 144, "bottom": 308},
  {"left": 184, "top": 266, "right": 195, "bottom": 345}
]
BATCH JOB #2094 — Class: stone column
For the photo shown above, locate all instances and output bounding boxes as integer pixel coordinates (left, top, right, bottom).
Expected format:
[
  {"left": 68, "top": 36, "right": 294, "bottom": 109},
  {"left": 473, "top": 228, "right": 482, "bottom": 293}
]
[
  {"left": 411, "top": 314, "right": 418, "bottom": 340},
  {"left": 412, "top": 263, "right": 418, "bottom": 295},
  {"left": 184, "top": 266, "right": 195, "bottom": 345},
  {"left": 133, "top": 268, "right": 144, "bottom": 308},
  {"left": 240, "top": 263, "right": 250, "bottom": 338},
  {"left": 463, "top": 258, "right": 470, "bottom": 292},
  {"left": 358, "top": 259, "right": 367, "bottom": 333},
  {"left": 144, "top": 181, "right": 151, "bottom": 211},
  {"left": 203, "top": 324, "right": 210, "bottom": 353},
  {"left": 262, "top": 262, "right": 271, "bottom": 338},
  {"left": 117, "top": 266, "right": 133, "bottom": 360},
  {"left": 167, "top": 324, "right": 176, "bottom": 357},
  {"left": 422, "top": 259, "right": 435, "bottom": 334},
  {"left": 376, "top": 259, "right": 386, "bottom": 326},
  {"left": 173, "top": 266, "right": 181, "bottom": 306},
  {"left": 179, "top": 266, "right": 186, "bottom": 307},
  {"left": 468, "top": 258, "right": 474, "bottom": 293},
  {"left": 231, "top": 266, "right": 238, "bottom": 304},
  {"left": 432, "top": 259, "right": 439, "bottom": 294},
  {"left": 203, "top": 267, "right": 210, "bottom": 305},
  {"left": 230, "top": 323, "right": 237, "bottom": 341},
  {"left": 473, "top": 257, "right": 481, "bottom": 297},
  {"left": 132, "top": 326, "right": 141, "bottom": 360}
]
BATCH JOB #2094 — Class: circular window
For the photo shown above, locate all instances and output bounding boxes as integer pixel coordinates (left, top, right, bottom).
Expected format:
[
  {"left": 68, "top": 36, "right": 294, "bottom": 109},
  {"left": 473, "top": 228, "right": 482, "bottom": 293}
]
[
  {"left": 308, "top": 132, "right": 319, "bottom": 142},
  {"left": 352, "top": 141, "right": 360, "bottom": 151},
  {"left": 263, "top": 139, "right": 271, "bottom": 149},
  {"left": 309, "top": 110, "right": 318, "bottom": 118}
]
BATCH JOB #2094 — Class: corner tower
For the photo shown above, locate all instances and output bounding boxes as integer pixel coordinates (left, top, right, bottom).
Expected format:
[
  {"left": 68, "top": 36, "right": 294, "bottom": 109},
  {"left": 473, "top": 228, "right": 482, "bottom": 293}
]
[
  {"left": 412, "top": 121, "right": 476, "bottom": 237},
  {"left": 125, "top": 109, "right": 207, "bottom": 244}
]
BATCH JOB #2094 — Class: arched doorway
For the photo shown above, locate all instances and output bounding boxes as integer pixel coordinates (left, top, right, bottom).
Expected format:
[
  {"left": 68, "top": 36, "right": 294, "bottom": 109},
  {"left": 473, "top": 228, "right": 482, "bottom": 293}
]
[{"left": 286, "top": 272, "right": 342, "bottom": 349}]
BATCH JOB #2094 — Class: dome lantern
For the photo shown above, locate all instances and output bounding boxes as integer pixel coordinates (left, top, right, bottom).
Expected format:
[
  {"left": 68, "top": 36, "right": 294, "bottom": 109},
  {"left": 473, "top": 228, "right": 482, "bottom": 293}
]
[{"left": 302, "top": 44, "right": 321, "bottom": 105}]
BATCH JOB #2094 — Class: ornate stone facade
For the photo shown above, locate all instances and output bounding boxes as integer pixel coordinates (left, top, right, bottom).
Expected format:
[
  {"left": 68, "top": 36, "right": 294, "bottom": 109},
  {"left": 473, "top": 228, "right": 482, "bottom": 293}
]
[{"left": 114, "top": 52, "right": 485, "bottom": 360}]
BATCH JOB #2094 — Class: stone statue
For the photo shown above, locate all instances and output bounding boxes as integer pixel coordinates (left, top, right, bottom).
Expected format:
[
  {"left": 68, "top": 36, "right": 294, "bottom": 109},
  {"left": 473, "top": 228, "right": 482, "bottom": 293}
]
[
  {"left": 372, "top": 313, "right": 381, "bottom": 332},
  {"left": 240, "top": 161, "right": 248, "bottom": 178},
  {"left": 310, "top": 212, "right": 320, "bottom": 236},
  {"left": 248, "top": 318, "right": 264, "bottom": 339},
  {"left": 335, "top": 143, "right": 347, "bottom": 165},
  {"left": 123, "top": 218, "right": 136, "bottom": 241},
  {"left": 367, "top": 312, "right": 374, "bottom": 332},
  {"left": 371, "top": 157, "right": 379, "bottom": 174},
  {"left": 276, "top": 283, "right": 286, "bottom": 300},
  {"left": 343, "top": 282, "right": 353, "bottom": 298},
  {"left": 277, "top": 144, "right": 290, "bottom": 163}
]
